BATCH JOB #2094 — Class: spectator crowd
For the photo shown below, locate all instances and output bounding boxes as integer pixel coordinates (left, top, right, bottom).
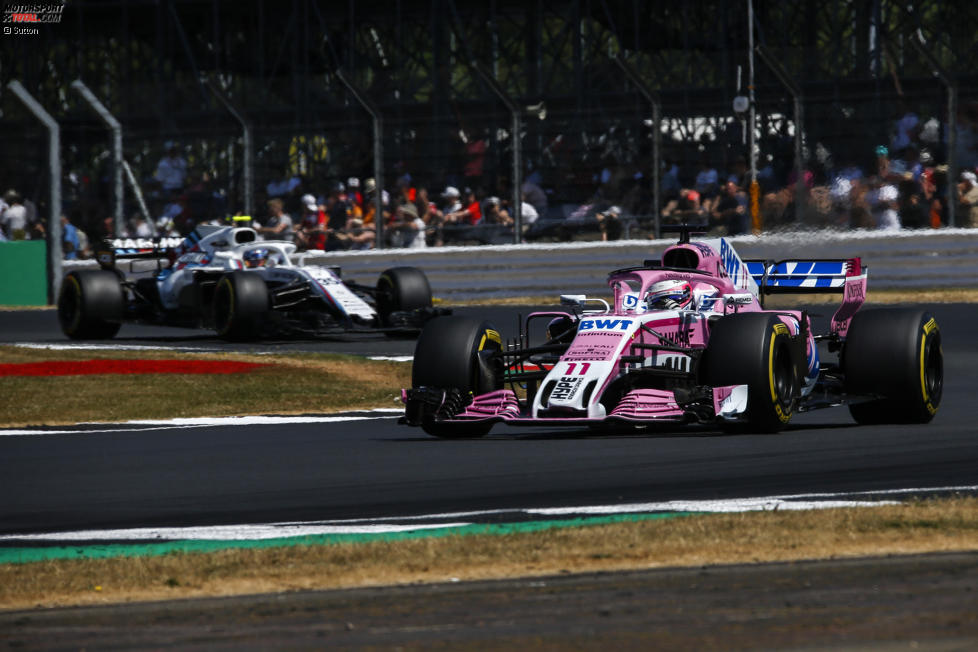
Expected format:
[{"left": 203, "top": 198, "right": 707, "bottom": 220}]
[{"left": 5, "top": 104, "right": 978, "bottom": 257}]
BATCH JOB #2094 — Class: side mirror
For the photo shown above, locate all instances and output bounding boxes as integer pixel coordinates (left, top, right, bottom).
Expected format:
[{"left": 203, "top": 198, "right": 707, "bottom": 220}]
[{"left": 560, "top": 294, "right": 587, "bottom": 307}]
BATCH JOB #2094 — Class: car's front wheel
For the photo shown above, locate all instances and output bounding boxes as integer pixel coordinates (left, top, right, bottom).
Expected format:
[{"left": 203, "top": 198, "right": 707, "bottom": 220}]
[
  {"left": 411, "top": 316, "right": 503, "bottom": 438},
  {"left": 701, "top": 313, "right": 800, "bottom": 433},
  {"left": 212, "top": 271, "right": 269, "bottom": 341}
]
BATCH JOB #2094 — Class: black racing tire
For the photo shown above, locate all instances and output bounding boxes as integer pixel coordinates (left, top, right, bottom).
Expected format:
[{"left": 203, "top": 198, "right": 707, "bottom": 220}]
[
  {"left": 843, "top": 309, "right": 943, "bottom": 424},
  {"left": 701, "top": 313, "right": 799, "bottom": 433},
  {"left": 57, "top": 270, "right": 124, "bottom": 339},
  {"left": 212, "top": 271, "right": 270, "bottom": 341},
  {"left": 376, "top": 266, "right": 432, "bottom": 326},
  {"left": 412, "top": 316, "right": 504, "bottom": 438}
]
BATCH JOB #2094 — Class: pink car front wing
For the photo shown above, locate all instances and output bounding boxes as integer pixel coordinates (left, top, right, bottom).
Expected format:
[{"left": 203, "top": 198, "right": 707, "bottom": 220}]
[{"left": 401, "top": 384, "right": 748, "bottom": 427}]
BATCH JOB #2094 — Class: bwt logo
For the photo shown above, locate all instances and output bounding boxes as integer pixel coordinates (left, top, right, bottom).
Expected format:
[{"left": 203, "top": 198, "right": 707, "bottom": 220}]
[
  {"left": 720, "top": 239, "right": 740, "bottom": 282},
  {"left": 579, "top": 318, "right": 633, "bottom": 331},
  {"left": 720, "top": 240, "right": 740, "bottom": 277}
]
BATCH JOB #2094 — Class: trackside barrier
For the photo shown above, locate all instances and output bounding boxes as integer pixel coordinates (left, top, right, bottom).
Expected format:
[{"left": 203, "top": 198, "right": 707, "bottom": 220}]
[
  {"left": 56, "top": 229, "right": 978, "bottom": 304},
  {"left": 0, "top": 241, "right": 48, "bottom": 306}
]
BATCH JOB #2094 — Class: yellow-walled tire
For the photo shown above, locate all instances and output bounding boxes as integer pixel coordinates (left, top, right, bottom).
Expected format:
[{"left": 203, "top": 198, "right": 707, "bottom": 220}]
[
  {"left": 212, "top": 272, "right": 269, "bottom": 341},
  {"left": 702, "top": 313, "right": 800, "bottom": 433},
  {"left": 843, "top": 309, "right": 942, "bottom": 424},
  {"left": 412, "top": 316, "right": 503, "bottom": 438}
]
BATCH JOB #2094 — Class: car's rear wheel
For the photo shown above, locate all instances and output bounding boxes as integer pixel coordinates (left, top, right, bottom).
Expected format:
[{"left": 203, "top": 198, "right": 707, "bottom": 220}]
[
  {"left": 57, "top": 270, "right": 124, "bottom": 339},
  {"left": 213, "top": 271, "right": 269, "bottom": 341},
  {"left": 843, "top": 309, "right": 942, "bottom": 424},
  {"left": 376, "top": 266, "right": 432, "bottom": 330},
  {"left": 412, "top": 316, "right": 503, "bottom": 438},
  {"left": 701, "top": 313, "right": 799, "bottom": 433}
]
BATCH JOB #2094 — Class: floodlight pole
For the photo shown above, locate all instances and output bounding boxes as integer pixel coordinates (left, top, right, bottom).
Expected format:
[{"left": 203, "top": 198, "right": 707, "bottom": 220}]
[
  {"left": 473, "top": 63, "right": 522, "bottom": 244},
  {"left": 612, "top": 53, "right": 662, "bottom": 240},
  {"left": 335, "top": 69, "right": 384, "bottom": 249},
  {"left": 71, "top": 80, "right": 124, "bottom": 236},
  {"left": 756, "top": 45, "right": 805, "bottom": 224},
  {"left": 203, "top": 76, "right": 253, "bottom": 218},
  {"left": 7, "top": 80, "right": 62, "bottom": 303}
]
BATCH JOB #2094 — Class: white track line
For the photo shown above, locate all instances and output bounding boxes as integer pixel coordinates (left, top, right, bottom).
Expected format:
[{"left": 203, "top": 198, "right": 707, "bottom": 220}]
[
  {"left": 9, "top": 342, "right": 222, "bottom": 352},
  {"left": 0, "top": 412, "right": 402, "bottom": 437},
  {"left": 0, "top": 522, "right": 472, "bottom": 542},
  {"left": 9, "top": 343, "right": 416, "bottom": 359},
  {"left": 2, "top": 486, "right": 974, "bottom": 542}
]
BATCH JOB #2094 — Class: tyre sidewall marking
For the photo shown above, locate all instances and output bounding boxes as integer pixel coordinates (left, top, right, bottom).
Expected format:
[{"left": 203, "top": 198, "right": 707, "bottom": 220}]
[
  {"left": 921, "top": 318, "right": 938, "bottom": 415},
  {"left": 476, "top": 327, "right": 503, "bottom": 393},
  {"left": 478, "top": 328, "right": 502, "bottom": 352},
  {"left": 770, "top": 322, "right": 791, "bottom": 423}
]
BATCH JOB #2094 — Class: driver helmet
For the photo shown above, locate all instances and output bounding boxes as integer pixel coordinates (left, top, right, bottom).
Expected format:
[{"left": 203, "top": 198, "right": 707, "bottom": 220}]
[
  {"left": 646, "top": 279, "right": 693, "bottom": 310},
  {"left": 243, "top": 248, "right": 268, "bottom": 268}
]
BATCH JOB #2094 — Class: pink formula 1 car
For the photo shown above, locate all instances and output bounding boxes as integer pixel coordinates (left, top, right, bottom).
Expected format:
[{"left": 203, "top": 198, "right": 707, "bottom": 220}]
[{"left": 402, "top": 227, "right": 943, "bottom": 437}]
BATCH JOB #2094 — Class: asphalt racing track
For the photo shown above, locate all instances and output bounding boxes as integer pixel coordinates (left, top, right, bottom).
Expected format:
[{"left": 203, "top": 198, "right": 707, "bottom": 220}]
[
  {"left": 1, "top": 304, "right": 977, "bottom": 648},
  {"left": 2, "top": 303, "right": 976, "bottom": 534}
]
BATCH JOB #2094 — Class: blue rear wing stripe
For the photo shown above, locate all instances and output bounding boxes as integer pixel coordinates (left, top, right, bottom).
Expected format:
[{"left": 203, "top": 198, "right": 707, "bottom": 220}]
[
  {"left": 745, "top": 260, "right": 859, "bottom": 292},
  {"left": 745, "top": 261, "right": 848, "bottom": 276}
]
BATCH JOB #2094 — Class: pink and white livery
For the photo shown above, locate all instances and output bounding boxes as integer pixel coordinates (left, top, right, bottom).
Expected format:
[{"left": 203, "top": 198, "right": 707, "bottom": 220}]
[{"left": 403, "top": 226, "right": 943, "bottom": 437}]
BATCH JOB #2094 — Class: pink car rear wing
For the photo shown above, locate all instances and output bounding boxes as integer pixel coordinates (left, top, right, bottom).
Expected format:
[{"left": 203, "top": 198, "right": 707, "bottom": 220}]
[{"left": 744, "top": 258, "right": 867, "bottom": 338}]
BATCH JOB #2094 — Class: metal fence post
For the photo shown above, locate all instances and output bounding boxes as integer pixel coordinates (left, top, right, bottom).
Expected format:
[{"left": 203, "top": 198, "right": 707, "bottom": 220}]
[
  {"left": 7, "top": 80, "right": 62, "bottom": 303},
  {"left": 612, "top": 53, "right": 662, "bottom": 240},
  {"left": 202, "top": 76, "right": 253, "bottom": 218},
  {"left": 756, "top": 45, "right": 805, "bottom": 224},
  {"left": 473, "top": 64, "right": 523, "bottom": 244},
  {"left": 71, "top": 80, "right": 124, "bottom": 236},
  {"left": 335, "top": 69, "right": 384, "bottom": 249},
  {"left": 748, "top": 0, "right": 760, "bottom": 233},
  {"left": 905, "top": 35, "right": 958, "bottom": 228}
]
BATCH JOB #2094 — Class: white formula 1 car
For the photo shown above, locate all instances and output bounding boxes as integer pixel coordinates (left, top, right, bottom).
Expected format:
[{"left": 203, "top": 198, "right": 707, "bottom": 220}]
[{"left": 58, "top": 225, "right": 444, "bottom": 340}]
